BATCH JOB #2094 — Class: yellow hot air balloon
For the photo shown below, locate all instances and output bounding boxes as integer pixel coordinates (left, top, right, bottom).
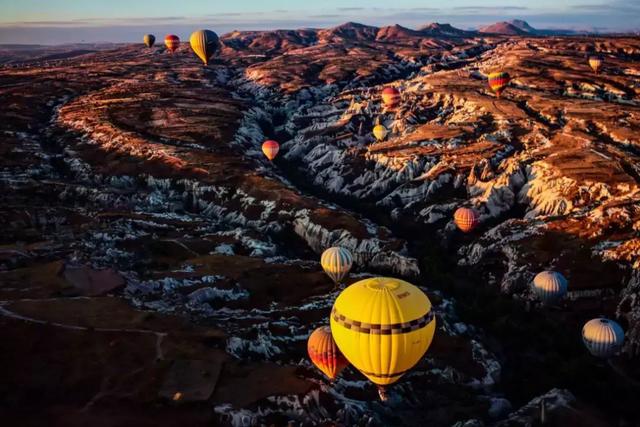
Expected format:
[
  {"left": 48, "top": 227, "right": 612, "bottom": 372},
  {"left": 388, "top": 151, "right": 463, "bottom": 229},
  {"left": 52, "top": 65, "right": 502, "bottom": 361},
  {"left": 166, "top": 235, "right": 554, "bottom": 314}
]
[
  {"left": 588, "top": 55, "right": 603, "bottom": 74},
  {"left": 143, "top": 34, "right": 156, "bottom": 48},
  {"left": 190, "top": 29, "right": 220, "bottom": 65},
  {"left": 373, "top": 124, "right": 388, "bottom": 141},
  {"left": 330, "top": 277, "right": 436, "bottom": 400}
]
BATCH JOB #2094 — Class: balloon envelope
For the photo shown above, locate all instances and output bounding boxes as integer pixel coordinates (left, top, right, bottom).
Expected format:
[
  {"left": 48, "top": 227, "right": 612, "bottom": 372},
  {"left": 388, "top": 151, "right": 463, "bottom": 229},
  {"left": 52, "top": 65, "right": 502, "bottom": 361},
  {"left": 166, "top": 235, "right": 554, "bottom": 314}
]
[
  {"left": 143, "top": 34, "right": 156, "bottom": 48},
  {"left": 532, "top": 271, "right": 567, "bottom": 303},
  {"left": 454, "top": 207, "right": 479, "bottom": 232},
  {"left": 262, "top": 140, "right": 279, "bottom": 161},
  {"left": 582, "top": 318, "right": 624, "bottom": 358},
  {"left": 487, "top": 71, "right": 511, "bottom": 97},
  {"left": 588, "top": 55, "right": 603, "bottom": 73},
  {"left": 373, "top": 124, "right": 388, "bottom": 141},
  {"left": 381, "top": 87, "right": 400, "bottom": 107},
  {"left": 190, "top": 29, "right": 220, "bottom": 65},
  {"left": 307, "top": 326, "right": 349, "bottom": 380},
  {"left": 320, "top": 247, "right": 353, "bottom": 284},
  {"left": 164, "top": 35, "right": 180, "bottom": 53},
  {"left": 330, "top": 277, "right": 436, "bottom": 387}
]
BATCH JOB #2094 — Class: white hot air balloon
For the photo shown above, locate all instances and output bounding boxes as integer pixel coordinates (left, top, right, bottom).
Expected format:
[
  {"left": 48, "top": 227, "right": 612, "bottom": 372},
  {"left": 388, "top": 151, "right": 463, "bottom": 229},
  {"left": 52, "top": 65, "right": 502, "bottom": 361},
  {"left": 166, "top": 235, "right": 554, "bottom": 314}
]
[
  {"left": 532, "top": 271, "right": 568, "bottom": 304},
  {"left": 320, "top": 247, "right": 353, "bottom": 285},
  {"left": 582, "top": 318, "right": 625, "bottom": 358}
]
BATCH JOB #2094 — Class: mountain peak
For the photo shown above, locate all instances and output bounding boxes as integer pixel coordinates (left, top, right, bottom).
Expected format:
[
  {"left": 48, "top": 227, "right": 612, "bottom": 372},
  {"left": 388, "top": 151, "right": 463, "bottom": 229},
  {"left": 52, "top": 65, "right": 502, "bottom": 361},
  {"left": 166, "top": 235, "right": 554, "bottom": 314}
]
[
  {"left": 479, "top": 21, "right": 530, "bottom": 35},
  {"left": 418, "top": 22, "right": 471, "bottom": 36}
]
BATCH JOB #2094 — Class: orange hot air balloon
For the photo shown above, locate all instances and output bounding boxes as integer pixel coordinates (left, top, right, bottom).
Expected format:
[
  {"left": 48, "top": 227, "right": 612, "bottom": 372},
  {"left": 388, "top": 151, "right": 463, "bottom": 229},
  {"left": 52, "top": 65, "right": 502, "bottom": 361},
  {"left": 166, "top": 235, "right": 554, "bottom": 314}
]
[
  {"left": 487, "top": 71, "right": 511, "bottom": 98},
  {"left": 381, "top": 87, "right": 400, "bottom": 108},
  {"left": 262, "top": 140, "right": 279, "bottom": 161},
  {"left": 307, "top": 326, "right": 349, "bottom": 380},
  {"left": 588, "top": 55, "right": 603, "bottom": 73},
  {"left": 454, "top": 207, "right": 479, "bottom": 232},
  {"left": 164, "top": 35, "right": 180, "bottom": 53}
]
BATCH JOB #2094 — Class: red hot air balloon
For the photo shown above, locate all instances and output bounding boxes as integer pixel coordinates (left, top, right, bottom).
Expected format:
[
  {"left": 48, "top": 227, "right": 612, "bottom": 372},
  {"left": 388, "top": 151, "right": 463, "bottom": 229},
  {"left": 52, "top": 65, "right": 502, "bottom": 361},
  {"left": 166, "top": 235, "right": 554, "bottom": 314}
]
[
  {"left": 454, "top": 207, "right": 479, "bottom": 232},
  {"left": 487, "top": 71, "right": 511, "bottom": 98},
  {"left": 262, "top": 140, "right": 279, "bottom": 161},
  {"left": 307, "top": 326, "right": 349, "bottom": 380},
  {"left": 381, "top": 87, "right": 401, "bottom": 108},
  {"left": 164, "top": 35, "right": 180, "bottom": 53}
]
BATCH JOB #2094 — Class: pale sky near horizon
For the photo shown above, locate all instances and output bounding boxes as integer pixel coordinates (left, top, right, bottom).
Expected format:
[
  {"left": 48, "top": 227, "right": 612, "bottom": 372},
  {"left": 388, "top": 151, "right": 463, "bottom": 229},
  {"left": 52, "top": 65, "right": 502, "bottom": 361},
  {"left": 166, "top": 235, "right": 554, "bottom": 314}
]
[{"left": 0, "top": 0, "right": 638, "bottom": 44}]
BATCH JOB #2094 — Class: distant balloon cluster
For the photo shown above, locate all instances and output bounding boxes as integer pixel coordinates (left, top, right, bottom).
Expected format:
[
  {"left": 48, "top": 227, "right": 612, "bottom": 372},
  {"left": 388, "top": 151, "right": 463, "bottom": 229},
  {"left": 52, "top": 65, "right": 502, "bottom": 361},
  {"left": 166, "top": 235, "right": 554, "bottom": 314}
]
[{"left": 142, "top": 30, "right": 220, "bottom": 65}]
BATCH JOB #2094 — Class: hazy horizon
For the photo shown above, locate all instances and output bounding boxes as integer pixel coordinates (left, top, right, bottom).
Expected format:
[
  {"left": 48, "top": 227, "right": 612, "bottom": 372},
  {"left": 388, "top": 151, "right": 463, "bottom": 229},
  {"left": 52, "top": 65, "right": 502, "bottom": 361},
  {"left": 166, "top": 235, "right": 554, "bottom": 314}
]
[{"left": 1, "top": 1, "right": 639, "bottom": 44}]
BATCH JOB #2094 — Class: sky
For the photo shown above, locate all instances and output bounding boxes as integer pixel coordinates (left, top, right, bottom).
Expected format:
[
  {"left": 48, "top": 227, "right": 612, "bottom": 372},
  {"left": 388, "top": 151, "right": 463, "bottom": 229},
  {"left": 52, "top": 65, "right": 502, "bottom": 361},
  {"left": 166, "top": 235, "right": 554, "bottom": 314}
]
[{"left": 0, "top": 0, "right": 638, "bottom": 44}]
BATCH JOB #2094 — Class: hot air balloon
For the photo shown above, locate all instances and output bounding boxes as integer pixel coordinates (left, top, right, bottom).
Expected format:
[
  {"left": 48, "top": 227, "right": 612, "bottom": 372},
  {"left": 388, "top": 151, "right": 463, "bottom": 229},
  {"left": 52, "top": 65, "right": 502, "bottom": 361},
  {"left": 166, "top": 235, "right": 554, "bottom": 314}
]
[
  {"left": 330, "top": 277, "right": 436, "bottom": 401},
  {"left": 307, "top": 326, "right": 349, "bottom": 380},
  {"left": 381, "top": 87, "right": 400, "bottom": 108},
  {"left": 532, "top": 271, "right": 568, "bottom": 304},
  {"left": 373, "top": 124, "right": 388, "bottom": 141},
  {"left": 143, "top": 34, "right": 156, "bottom": 48},
  {"left": 487, "top": 71, "right": 511, "bottom": 98},
  {"left": 588, "top": 55, "right": 603, "bottom": 74},
  {"left": 164, "top": 34, "right": 180, "bottom": 53},
  {"left": 454, "top": 207, "right": 479, "bottom": 232},
  {"left": 320, "top": 247, "right": 353, "bottom": 285},
  {"left": 262, "top": 140, "right": 279, "bottom": 161},
  {"left": 582, "top": 318, "right": 624, "bottom": 358},
  {"left": 190, "top": 29, "right": 220, "bottom": 65}
]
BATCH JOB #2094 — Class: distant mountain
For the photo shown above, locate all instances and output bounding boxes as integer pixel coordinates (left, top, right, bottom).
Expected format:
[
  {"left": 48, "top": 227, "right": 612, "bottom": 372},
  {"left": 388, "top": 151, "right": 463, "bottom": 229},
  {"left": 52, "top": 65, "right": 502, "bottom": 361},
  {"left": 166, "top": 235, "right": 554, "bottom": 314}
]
[
  {"left": 221, "top": 29, "right": 317, "bottom": 52},
  {"left": 479, "top": 21, "right": 529, "bottom": 35},
  {"left": 418, "top": 23, "right": 474, "bottom": 37},
  {"left": 321, "top": 22, "right": 379, "bottom": 41},
  {"left": 376, "top": 24, "right": 424, "bottom": 40},
  {"left": 479, "top": 19, "right": 583, "bottom": 36},
  {"left": 509, "top": 19, "right": 537, "bottom": 33}
]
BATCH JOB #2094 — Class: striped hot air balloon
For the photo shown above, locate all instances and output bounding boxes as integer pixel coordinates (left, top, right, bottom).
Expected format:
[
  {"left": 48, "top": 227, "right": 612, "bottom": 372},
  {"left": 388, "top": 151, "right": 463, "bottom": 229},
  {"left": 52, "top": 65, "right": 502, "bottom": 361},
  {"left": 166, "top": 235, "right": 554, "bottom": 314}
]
[
  {"left": 307, "top": 326, "right": 349, "bottom": 380},
  {"left": 373, "top": 124, "right": 388, "bottom": 141},
  {"left": 381, "top": 87, "right": 401, "bottom": 108},
  {"left": 330, "top": 277, "right": 436, "bottom": 401},
  {"left": 320, "top": 247, "right": 353, "bottom": 285},
  {"left": 190, "top": 29, "right": 220, "bottom": 65},
  {"left": 261, "top": 140, "right": 279, "bottom": 161},
  {"left": 582, "top": 318, "right": 624, "bottom": 358},
  {"left": 588, "top": 55, "right": 603, "bottom": 73},
  {"left": 532, "top": 271, "right": 568, "bottom": 304},
  {"left": 164, "top": 34, "right": 180, "bottom": 53},
  {"left": 454, "top": 207, "right": 479, "bottom": 232},
  {"left": 143, "top": 34, "right": 156, "bottom": 48},
  {"left": 487, "top": 71, "right": 511, "bottom": 98}
]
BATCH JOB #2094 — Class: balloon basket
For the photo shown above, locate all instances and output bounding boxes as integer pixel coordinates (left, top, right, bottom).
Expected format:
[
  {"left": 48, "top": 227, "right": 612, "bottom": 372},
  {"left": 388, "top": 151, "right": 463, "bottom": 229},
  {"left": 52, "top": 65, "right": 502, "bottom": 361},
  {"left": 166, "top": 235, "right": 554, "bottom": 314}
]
[{"left": 377, "top": 386, "right": 388, "bottom": 402}]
